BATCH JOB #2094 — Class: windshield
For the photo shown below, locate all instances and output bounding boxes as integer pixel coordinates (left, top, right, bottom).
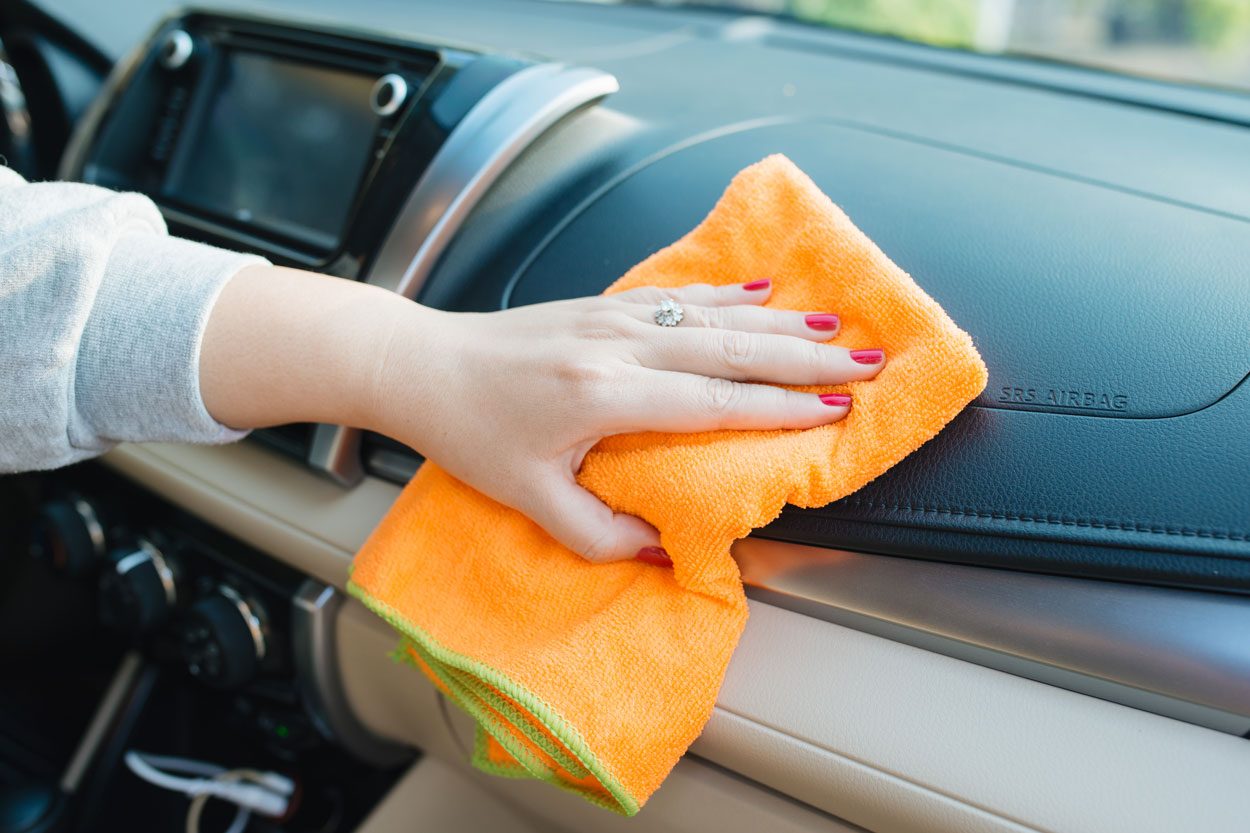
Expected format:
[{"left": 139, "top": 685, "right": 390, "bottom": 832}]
[{"left": 627, "top": 0, "right": 1250, "bottom": 93}]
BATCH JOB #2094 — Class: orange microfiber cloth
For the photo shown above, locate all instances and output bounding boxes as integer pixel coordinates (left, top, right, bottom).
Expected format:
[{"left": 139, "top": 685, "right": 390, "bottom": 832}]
[{"left": 348, "top": 154, "right": 987, "bottom": 814}]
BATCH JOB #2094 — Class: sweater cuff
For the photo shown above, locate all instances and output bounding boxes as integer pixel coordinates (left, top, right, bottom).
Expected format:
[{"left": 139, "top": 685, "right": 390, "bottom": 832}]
[{"left": 71, "top": 232, "right": 267, "bottom": 451}]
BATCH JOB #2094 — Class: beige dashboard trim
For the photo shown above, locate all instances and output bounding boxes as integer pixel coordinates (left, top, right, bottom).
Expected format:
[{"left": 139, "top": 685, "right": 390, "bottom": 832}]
[
  {"left": 103, "top": 442, "right": 392, "bottom": 587},
  {"left": 702, "top": 601, "right": 1250, "bottom": 833},
  {"left": 106, "top": 442, "right": 1250, "bottom": 833}
]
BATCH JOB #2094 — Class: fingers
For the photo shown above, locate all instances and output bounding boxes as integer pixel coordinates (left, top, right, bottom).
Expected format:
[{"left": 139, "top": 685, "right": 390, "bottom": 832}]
[
  {"left": 623, "top": 302, "right": 839, "bottom": 342},
  {"left": 640, "top": 329, "right": 883, "bottom": 386},
  {"left": 527, "top": 474, "right": 662, "bottom": 563},
  {"left": 605, "top": 370, "right": 854, "bottom": 435},
  {"left": 612, "top": 279, "right": 774, "bottom": 308}
]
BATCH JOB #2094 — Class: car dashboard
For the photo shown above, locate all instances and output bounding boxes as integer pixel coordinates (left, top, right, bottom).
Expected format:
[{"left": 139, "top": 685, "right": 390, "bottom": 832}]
[{"left": 5, "top": 1, "right": 1250, "bottom": 831}]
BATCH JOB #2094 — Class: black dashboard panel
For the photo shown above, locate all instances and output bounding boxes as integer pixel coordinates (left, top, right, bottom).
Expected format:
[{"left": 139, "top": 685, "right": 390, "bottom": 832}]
[
  {"left": 508, "top": 122, "right": 1250, "bottom": 420},
  {"left": 507, "top": 123, "right": 1250, "bottom": 591}
]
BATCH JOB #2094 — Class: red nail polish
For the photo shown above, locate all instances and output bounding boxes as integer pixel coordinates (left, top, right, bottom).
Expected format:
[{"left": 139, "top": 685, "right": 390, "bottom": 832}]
[
  {"left": 805, "top": 313, "right": 839, "bottom": 331},
  {"left": 741, "top": 279, "right": 771, "bottom": 291},
  {"left": 850, "top": 349, "right": 885, "bottom": 365},
  {"left": 819, "top": 393, "right": 852, "bottom": 407},
  {"left": 636, "top": 546, "right": 673, "bottom": 567}
]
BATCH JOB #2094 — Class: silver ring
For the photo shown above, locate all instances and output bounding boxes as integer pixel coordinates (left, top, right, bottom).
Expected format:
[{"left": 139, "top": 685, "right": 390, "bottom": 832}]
[{"left": 653, "top": 298, "right": 684, "bottom": 327}]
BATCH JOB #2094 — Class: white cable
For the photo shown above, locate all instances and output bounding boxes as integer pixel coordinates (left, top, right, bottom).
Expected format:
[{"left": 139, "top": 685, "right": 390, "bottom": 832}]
[
  {"left": 134, "top": 754, "right": 226, "bottom": 778},
  {"left": 125, "top": 753, "right": 249, "bottom": 833},
  {"left": 187, "top": 772, "right": 253, "bottom": 833},
  {"left": 124, "top": 750, "right": 292, "bottom": 831},
  {"left": 125, "top": 752, "right": 208, "bottom": 793},
  {"left": 250, "top": 770, "right": 295, "bottom": 797},
  {"left": 222, "top": 807, "right": 249, "bottom": 833}
]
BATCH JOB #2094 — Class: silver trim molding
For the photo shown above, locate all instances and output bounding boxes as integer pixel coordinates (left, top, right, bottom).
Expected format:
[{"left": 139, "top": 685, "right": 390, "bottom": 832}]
[
  {"left": 58, "top": 17, "right": 154, "bottom": 181},
  {"left": 309, "top": 423, "right": 364, "bottom": 488},
  {"left": 219, "top": 584, "right": 267, "bottom": 662},
  {"left": 60, "top": 651, "right": 144, "bottom": 793},
  {"left": 115, "top": 539, "right": 177, "bottom": 607},
  {"left": 72, "top": 495, "right": 106, "bottom": 558},
  {"left": 310, "top": 62, "right": 618, "bottom": 484},
  {"left": 291, "top": 580, "right": 412, "bottom": 767},
  {"left": 366, "top": 62, "right": 619, "bottom": 299},
  {"left": 735, "top": 539, "right": 1250, "bottom": 735}
]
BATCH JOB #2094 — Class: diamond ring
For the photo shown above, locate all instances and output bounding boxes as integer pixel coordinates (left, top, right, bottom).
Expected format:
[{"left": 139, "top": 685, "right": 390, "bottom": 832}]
[{"left": 653, "top": 298, "right": 684, "bottom": 327}]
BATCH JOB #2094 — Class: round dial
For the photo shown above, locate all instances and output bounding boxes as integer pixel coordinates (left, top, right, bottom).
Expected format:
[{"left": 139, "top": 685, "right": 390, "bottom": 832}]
[
  {"left": 30, "top": 495, "right": 106, "bottom": 578},
  {"left": 370, "top": 73, "right": 408, "bottom": 117},
  {"left": 182, "top": 586, "right": 267, "bottom": 689},
  {"left": 98, "top": 540, "right": 177, "bottom": 633},
  {"left": 158, "top": 29, "right": 194, "bottom": 70}
]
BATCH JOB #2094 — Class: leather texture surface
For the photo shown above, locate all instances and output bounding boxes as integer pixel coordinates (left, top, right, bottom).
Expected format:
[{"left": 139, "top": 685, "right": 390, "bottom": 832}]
[{"left": 506, "top": 124, "right": 1250, "bottom": 591}]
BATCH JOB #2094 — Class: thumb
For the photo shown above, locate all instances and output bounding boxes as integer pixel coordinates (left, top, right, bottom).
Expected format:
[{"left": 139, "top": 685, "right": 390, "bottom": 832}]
[{"left": 530, "top": 474, "right": 664, "bottom": 564}]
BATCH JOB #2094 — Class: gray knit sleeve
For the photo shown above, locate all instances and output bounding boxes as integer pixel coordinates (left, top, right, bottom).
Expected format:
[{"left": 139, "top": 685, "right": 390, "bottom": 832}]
[{"left": 0, "top": 166, "right": 267, "bottom": 473}]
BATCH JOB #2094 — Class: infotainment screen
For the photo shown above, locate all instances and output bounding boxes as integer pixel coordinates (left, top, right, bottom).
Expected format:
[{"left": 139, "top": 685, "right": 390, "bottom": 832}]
[{"left": 166, "top": 51, "right": 379, "bottom": 251}]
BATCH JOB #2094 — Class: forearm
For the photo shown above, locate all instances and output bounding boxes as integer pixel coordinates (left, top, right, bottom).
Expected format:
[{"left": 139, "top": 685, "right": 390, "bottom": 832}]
[{"left": 199, "top": 264, "right": 440, "bottom": 435}]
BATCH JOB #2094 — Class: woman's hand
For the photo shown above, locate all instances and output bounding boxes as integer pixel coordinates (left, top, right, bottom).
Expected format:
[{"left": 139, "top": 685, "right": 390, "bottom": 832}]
[
  {"left": 370, "top": 279, "right": 885, "bottom": 564},
  {"left": 201, "top": 268, "right": 885, "bottom": 564}
]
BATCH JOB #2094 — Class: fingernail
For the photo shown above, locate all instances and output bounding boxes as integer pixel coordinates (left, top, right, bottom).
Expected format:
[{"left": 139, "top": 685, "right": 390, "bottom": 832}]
[
  {"left": 636, "top": 546, "right": 673, "bottom": 566},
  {"left": 850, "top": 349, "right": 885, "bottom": 365},
  {"left": 819, "top": 393, "right": 852, "bottom": 407},
  {"left": 805, "top": 313, "right": 839, "bottom": 331},
  {"left": 741, "top": 279, "right": 771, "bottom": 291}
]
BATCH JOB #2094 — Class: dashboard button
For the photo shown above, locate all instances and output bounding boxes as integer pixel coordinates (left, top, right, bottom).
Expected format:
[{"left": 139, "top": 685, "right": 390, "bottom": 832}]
[
  {"left": 30, "top": 495, "right": 106, "bottom": 578},
  {"left": 158, "top": 29, "right": 194, "bottom": 70},
  {"left": 370, "top": 73, "right": 408, "bottom": 117}
]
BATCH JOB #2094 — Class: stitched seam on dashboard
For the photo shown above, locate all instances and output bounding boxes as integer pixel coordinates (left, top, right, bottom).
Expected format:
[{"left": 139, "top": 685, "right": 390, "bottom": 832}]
[{"left": 841, "top": 499, "right": 1250, "bottom": 542}]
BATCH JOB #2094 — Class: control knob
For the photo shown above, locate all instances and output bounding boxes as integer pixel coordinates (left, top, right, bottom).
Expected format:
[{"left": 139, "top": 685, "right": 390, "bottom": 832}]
[
  {"left": 182, "top": 586, "right": 267, "bottom": 689},
  {"left": 157, "top": 29, "right": 194, "bottom": 70},
  {"left": 98, "top": 539, "right": 178, "bottom": 633},
  {"left": 29, "top": 495, "right": 106, "bottom": 578},
  {"left": 369, "top": 73, "right": 408, "bottom": 117}
]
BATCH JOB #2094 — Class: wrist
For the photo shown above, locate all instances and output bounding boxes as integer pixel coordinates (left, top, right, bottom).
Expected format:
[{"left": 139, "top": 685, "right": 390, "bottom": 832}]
[{"left": 360, "top": 300, "right": 458, "bottom": 450}]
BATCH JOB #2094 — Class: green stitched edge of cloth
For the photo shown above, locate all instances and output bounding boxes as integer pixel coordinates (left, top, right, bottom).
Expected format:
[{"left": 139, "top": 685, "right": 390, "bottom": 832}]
[{"left": 346, "top": 580, "right": 639, "bottom": 816}]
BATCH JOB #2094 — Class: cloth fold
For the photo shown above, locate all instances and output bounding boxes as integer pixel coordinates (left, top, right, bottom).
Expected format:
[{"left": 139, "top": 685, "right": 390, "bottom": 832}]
[{"left": 348, "top": 154, "right": 988, "bottom": 814}]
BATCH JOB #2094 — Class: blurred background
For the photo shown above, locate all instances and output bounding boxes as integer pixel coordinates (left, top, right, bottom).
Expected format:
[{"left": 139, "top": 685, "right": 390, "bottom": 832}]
[{"left": 635, "top": 0, "right": 1250, "bottom": 91}]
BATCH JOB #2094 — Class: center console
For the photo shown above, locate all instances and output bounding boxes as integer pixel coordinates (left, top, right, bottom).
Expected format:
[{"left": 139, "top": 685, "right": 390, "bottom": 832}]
[
  {"left": 59, "top": 10, "right": 618, "bottom": 483},
  {"left": 6, "top": 462, "right": 408, "bottom": 833}
]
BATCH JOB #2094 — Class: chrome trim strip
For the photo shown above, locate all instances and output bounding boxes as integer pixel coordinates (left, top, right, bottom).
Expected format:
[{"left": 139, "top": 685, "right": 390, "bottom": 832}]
[
  {"left": 116, "top": 539, "right": 177, "bottom": 607},
  {"left": 60, "top": 651, "right": 144, "bottom": 792},
  {"left": 73, "top": 496, "right": 106, "bottom": 557},
  {"left": 309, "top": 423, "right": 364, "bottom": 488},
  {"left": 735, "top": 539, "right": 1250, "bottom": 735},
  {"left": 58, "top": 17, "right": 157, "bottom": 180},
  {"left": 291, "top": 580, "right": 412, "bottom": 767},
  {"left": 219, "top": 584, "right": 267, "bottom": 662},
  {"left": 310, "top": 62, "right": 618, "bottom": 485},
  {"left": 366, "top": 62, "right": 619, "bottom": 299}
]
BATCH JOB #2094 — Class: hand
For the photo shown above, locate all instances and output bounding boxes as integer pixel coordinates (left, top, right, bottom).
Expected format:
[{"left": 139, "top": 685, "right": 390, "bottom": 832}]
[
  {"left": 371, "top": 279, "right": 886, "bottom": 563},
  {"left": 201, "top": 268, "right": 885, "bottom": 564}
]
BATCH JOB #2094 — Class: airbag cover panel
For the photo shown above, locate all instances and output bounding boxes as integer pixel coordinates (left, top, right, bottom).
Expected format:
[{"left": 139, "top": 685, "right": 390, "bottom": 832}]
[{"left": 507, "top": 122, "right": 1250, "bottom": 589}]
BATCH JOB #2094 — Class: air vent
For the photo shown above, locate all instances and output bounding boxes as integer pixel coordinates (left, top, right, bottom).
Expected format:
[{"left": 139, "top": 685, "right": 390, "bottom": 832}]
[
  {"left": 361, "top": 433, "right": 421, "bottom": 485},
  {"left": 250, "top": 424, "right": 317, "bottom": 461}
]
